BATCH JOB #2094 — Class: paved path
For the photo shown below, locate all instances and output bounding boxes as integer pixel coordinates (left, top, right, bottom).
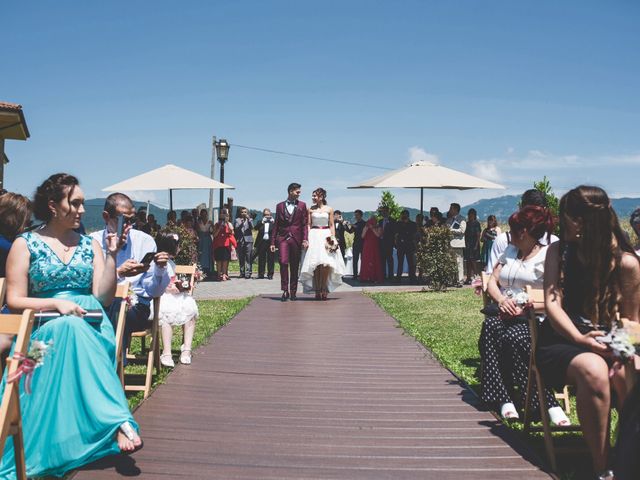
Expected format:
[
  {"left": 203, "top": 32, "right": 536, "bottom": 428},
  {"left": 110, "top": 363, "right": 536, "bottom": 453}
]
[
  {"left": 74, "top": 293, "right": 551, "bottom": 480},
  {"left": 194, "top": 274, "right": 429, "bottom": 300}
]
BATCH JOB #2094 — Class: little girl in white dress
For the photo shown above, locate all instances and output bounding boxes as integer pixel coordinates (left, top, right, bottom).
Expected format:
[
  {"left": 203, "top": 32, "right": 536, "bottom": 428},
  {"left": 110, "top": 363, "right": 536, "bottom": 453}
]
[{"left": 154, "top": 232, "right": 199, "bottom": 367}]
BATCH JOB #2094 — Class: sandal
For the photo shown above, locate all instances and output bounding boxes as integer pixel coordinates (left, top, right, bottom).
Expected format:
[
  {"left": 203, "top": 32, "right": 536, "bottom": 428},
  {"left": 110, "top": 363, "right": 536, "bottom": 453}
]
[
  {"left": 160, "top": 353, "right": 175, "bottom": 368},
  {"left": 119, "top": 421, "right": 144, "bottom": 454},
  {"left": 500, "top": 402, "right": 520, "bottom": 420},
  {"left": 180, "top": 347, "right": 192, "bottom": 365},
  {"left": 315, "top": 290, "right": 321, "bottom": 300},
  {"left": 548, "top": 406, "right": 571, "bottom": 426}
]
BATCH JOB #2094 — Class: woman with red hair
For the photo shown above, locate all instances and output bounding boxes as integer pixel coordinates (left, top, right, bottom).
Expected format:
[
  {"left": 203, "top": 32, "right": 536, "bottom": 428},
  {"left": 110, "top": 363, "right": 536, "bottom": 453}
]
[{"left": 480, "top": 206, "right": 570, "bottom": 425}]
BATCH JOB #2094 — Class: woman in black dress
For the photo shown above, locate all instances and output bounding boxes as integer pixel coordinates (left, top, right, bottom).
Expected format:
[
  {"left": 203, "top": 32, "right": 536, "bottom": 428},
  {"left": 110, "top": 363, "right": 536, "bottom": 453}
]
[{"left": 537, "top": 186, "right": 640, "bottom": 479}]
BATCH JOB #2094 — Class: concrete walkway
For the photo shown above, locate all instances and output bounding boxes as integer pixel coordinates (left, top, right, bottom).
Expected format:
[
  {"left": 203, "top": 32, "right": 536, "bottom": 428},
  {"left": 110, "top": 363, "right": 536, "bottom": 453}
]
[{"left": 74, "top": 293, "right": 550, "bottom": 480}]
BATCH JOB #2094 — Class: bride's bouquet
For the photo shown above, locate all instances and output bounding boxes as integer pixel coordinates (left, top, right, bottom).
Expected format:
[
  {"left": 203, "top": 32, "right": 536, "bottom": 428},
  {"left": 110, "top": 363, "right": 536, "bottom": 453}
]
[{"left": 325, "top": 235, "right": 339, "bottom": 253}]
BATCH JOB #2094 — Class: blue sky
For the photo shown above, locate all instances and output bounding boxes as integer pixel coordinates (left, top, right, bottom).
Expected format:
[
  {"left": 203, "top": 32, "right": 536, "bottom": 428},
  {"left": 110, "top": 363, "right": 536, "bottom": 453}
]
[{"left": 2, "top": 0, "right": 639, "bottom": 214}]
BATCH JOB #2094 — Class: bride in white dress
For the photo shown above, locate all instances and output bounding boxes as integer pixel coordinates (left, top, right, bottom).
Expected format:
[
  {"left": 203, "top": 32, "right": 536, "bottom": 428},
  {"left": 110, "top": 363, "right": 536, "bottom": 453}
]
[{"left": 300, "top": 187, "right": 346, "bottom": 299}]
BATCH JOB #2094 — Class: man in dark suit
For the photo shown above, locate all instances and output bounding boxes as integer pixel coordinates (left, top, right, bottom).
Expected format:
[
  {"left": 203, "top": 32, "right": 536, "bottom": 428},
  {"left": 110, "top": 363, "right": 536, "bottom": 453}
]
[
  {"left": 254, "top": 208, "right": 275, "bottom": 279},
  {"left": 270, "top": 183, "right": 309, "bottom": 301},
  {"left": 378, "top": 206, "right": 396, "bottom": 280},
  {"left": 345, "top": 209, "right": 365, "bottom": 278},
  {"left": 395, "top": 209, "right": 418, "bottom": 284},
  {"left": 234, "top": 207, "right": 254, "bottom": 279},
  {"left": 333, "top": 210, "right": 348, "bottom": 261}
]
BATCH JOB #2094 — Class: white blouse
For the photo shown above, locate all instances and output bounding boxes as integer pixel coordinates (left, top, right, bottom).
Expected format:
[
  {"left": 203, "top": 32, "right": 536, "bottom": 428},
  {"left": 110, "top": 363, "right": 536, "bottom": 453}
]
[{"left": 497, "top": 244, "right": 548, "bottom": 290}]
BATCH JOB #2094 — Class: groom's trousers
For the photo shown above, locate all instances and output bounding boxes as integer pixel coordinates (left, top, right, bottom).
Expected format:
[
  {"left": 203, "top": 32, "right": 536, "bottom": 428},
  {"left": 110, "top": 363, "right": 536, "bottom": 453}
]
[{"left": 278, "top": 237, "right": 301, "bottom": 294}]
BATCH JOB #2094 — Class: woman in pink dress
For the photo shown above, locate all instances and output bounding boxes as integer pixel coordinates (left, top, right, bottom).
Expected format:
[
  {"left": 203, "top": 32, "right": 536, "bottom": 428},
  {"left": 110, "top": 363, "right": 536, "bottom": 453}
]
[{"left": 359, "top": 216, "right": 384, "bottom": 283}]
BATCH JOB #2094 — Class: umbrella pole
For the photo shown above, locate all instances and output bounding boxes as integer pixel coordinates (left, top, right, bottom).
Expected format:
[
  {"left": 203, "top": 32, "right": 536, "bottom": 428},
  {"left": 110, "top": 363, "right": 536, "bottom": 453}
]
[
  {"left": 420, "top": 188, "right": 424, "bottom": 215},
  {"left": 169, "top": 189, "right": 173, "bottom": 211}
]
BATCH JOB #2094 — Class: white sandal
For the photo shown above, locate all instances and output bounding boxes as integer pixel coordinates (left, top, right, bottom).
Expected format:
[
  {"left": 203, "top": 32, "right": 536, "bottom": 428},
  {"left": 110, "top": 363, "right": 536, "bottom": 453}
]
[
  {"left": 160, "top": 353, "right": 174, "bottom": 368},
  {"left": 500, "top": 402, "right": 520, "bottom": 420},
  {"left": 180, "top": 346, "right": 192, "bottom": 365},
  {"left": 548, "top": 406, "right": 571, "bottom": 426}
]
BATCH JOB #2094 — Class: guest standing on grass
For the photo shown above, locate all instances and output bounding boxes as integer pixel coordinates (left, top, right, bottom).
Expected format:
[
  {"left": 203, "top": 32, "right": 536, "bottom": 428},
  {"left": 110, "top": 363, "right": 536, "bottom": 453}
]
[
  {"left": 480, "top": 214, "right": 501, "bottom": 269},
  {"left": 360, "top": 216, "right": 384, "bottom": 283},
  {"left": 446, "top": 203, "right": 466, "bottom": 284},
  {"left": 464, "top": 208, "right": 481, "bottom": 284},
  {"left": 154, "top": 232, "right": 199, "bottom": 368},
  {"left": 234, "top": 207, "right": 254, "bottom": 279},
  {"left": 345, "top": 209, "right": 366, "bottom": 278},
  {"left": 196, "top": 208, "right": 213, "bottom": 275},
  {"left": 333, "top": 210, "right": 348, "bottom": 261},
  {"left": 254, "top": 208, "right": 275, "bottom": 279},
  {"left": 394, "top": 209, "right": 417, "bottom": 284},
  {"left": 537, "top": 186, "right": 640, "bottom": 479},
  {"left": 2, "top": 174, "right": 142, "bottom": 479},
  {"left": 212, "top": 208, "right": 236, "bottom": 281},
  {"left": 378, "top": 206, "right": 396, "bottom": 280}
]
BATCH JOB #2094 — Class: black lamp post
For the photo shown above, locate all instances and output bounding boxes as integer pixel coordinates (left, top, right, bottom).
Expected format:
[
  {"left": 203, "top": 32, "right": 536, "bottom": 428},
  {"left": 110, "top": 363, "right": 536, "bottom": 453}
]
[{"left": 215, "top": 138, "right": 230, "bottom": 211}]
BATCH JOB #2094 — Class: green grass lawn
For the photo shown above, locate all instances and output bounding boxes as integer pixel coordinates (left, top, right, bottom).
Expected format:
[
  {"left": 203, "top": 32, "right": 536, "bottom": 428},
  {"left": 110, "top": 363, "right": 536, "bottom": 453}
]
[
  {"left": 370, "top": 289, "right": 598, "bottom": 480},
  {"left": 124, "top": 297, "right": 251, "bottom": 410}
]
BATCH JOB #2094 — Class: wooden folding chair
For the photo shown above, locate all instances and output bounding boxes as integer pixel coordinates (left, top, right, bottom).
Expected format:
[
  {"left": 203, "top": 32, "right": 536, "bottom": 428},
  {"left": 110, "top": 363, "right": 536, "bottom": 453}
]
[
  {"left": 480, "top": 271, "right": 491, "bottom": 307},
  {"left": 124, "top": 297, "right": 161, "bottom": 400},
  {"left": 174, "top": 264, "right": 197, "bottom": 295},
  {"left": 523, "top": 286, "right": 581, "bottom": 472},
  {"left": 0, "top": 309, "right": 35, "bottom": 480},
  {"left": 113, "top": 282, "right": 129, "bottom": 385},
  {"left": 0, "top": 278, "right": 5, "bottom": 305}
]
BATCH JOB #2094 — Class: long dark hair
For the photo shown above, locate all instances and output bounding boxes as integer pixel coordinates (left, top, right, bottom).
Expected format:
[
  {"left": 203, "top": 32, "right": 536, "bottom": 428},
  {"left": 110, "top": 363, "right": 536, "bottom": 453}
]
[{"left": 559, "top": 185, "right": 638, "bottom": 327}]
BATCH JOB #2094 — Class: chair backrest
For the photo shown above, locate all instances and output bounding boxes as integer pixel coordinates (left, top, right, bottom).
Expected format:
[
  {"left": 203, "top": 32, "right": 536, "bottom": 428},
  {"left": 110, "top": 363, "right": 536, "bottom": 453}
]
[
  {"left": 0, "top": 309, "right": 35, "bottom": 477},
  {"left": 0, "top": 278, "right": 6, "bottom": 306},
  {"left": 524, "top": 285, "right": 545, "bottom": 347},
  {"left": 113, "top": 282, "right": 130, "bottom": 365},
  {"left": 174, "top": 264, "right": 197, "bottom": 295},
  {"left": 480, "top": 272, "right": 492, "bottom": 307}
]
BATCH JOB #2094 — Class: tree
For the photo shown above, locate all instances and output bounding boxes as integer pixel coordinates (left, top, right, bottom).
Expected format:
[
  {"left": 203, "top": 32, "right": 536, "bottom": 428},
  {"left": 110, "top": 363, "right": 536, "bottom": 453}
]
[
  {"left": 378, "top": 191, "right": 402, "bottom": 220},
  {"left": 416, "top": 225, "right": 458, "bottom": 292}
]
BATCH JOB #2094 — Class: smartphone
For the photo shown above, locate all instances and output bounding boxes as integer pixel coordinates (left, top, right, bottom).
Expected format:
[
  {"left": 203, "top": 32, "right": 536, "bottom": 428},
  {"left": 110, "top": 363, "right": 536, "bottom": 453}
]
[
  {"left": 116, "top": 215, "right": 125, "bottom": 237},
  {"left": 34, "top": 310, "right": 102, "bottom": 318},
  {"left": 140, "top": 252, "right": 155, "bottom": 265}
]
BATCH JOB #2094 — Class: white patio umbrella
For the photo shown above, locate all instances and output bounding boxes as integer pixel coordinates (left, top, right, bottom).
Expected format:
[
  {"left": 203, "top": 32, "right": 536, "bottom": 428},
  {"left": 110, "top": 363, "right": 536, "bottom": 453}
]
[
  {"left": 102, "top": 164, "right": 234, "bottom": 210},
  {"left": 348, "top": 161, "right": 505, "bottom": 214}
]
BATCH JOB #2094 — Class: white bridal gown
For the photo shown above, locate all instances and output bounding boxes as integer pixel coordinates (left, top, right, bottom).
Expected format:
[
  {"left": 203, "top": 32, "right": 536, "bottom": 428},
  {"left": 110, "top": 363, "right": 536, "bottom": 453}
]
[{"left": 300, "top": 211, "right": 346, "bottom": 293}]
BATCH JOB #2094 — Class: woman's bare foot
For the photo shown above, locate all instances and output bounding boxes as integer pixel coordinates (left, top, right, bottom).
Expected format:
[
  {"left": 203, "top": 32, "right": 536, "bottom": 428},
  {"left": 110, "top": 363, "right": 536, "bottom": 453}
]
[{"left": 117, "top": 422, "right": 142, "bottom": 453}]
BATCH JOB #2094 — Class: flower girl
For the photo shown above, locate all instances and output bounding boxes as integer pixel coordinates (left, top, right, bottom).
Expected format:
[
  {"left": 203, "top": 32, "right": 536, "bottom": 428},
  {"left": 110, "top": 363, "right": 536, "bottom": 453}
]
[{"left": 154, "top": 232, "right": 199, "bottom": 367}]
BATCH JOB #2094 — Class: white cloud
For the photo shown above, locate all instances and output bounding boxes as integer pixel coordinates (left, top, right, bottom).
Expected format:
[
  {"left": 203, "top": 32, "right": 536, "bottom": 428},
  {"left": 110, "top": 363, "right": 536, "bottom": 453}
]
[
  {"left": 408, "top": 146, "right": 439, "bottom": 164},
  {"left": 471, "top": 160, "right": 502, "bottom": 181}
]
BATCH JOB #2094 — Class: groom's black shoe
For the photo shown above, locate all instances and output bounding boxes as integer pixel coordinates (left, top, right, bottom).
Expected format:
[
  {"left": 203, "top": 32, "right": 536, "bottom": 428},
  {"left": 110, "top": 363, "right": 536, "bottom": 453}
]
[{"left": 281, "top": 291, "right": 290, "bottom": 302}]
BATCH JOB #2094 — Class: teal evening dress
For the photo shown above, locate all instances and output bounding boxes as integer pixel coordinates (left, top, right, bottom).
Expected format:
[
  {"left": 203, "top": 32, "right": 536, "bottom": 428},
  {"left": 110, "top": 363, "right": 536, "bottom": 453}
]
[{"left": 0, "top": 232, "right": 138, "bottom": 479}]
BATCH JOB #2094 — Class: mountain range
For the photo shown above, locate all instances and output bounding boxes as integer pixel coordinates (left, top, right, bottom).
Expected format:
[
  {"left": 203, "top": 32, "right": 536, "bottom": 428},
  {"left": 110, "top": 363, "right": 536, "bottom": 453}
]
[{"left": 80, "top": 195, "right": 640, "bottom": 233}]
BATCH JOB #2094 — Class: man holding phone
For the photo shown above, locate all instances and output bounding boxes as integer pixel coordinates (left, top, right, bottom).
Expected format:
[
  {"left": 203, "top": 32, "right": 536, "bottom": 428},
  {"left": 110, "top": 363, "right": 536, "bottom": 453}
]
[{"left": 91, "top": 193, "right": 170, "bottom": 357}]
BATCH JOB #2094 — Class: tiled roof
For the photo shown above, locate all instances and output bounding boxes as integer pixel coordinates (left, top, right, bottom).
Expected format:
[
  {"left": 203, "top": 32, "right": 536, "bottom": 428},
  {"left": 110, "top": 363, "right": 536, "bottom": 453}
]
[{"left": 0, "top": 102, "right": 23, "bottom": 111}]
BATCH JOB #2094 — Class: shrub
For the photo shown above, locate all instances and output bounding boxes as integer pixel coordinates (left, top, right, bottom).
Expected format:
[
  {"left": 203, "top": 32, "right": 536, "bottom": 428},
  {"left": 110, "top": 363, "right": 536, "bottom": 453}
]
[{"left": 417, "top": 225, "right": 458, "bottom": 291}]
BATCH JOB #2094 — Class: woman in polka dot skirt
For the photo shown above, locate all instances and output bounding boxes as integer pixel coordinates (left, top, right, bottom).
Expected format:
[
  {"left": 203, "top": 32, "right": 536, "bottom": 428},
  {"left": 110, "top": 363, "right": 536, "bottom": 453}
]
[{"left": 480, "top": 206, "right": 570, "bottom": 426}]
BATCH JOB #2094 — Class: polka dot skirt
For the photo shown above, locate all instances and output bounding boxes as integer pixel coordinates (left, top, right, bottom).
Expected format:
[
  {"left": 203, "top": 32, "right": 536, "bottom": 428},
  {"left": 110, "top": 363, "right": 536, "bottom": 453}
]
[{"left": 479, "top": 316, "right": 559, "bottom": 412}]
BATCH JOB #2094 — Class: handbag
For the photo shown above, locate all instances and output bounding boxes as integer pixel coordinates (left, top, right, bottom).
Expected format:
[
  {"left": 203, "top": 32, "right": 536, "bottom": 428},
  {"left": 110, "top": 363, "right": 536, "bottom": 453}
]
[{"left": 230, "top": 246, "right": 238, "bottom": 261}]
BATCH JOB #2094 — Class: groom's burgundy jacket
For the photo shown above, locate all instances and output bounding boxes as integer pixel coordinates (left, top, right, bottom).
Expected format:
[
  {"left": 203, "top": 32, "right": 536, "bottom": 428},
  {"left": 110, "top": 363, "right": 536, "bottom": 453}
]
[{"left": 272, "top": 200, "right": 308, "bottom": 247}]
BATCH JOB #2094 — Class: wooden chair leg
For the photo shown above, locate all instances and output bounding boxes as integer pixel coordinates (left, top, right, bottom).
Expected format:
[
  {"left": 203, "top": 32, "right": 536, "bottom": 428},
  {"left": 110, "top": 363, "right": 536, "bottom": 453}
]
[
  {"left": 535, "top": 367, "right": 558, "bottom": 472},
  {"left": 13, "top": 419, "right": 27, "bottom": 480},
  {"left": 523, "top": 368, "right": 535, "bottom": 434}
]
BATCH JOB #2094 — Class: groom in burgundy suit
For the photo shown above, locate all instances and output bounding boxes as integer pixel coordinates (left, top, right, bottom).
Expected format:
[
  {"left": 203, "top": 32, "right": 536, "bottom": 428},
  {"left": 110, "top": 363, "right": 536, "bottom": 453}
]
[{"left": 270, "top": 182, "right": 308, "bottom": 301}]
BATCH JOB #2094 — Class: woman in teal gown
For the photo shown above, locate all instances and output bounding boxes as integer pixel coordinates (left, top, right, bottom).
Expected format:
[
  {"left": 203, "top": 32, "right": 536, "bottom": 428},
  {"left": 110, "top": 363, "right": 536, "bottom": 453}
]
[{"left": 1, "top": 173, "right": 141, "bottom": 479}]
